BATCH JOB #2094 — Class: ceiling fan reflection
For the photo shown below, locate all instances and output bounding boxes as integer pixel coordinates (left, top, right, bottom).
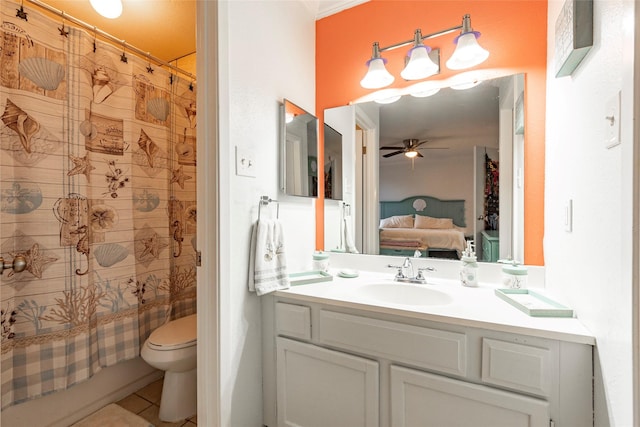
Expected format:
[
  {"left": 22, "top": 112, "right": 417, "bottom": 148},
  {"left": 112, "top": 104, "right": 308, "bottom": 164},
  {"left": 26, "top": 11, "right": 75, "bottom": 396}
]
[{"left": 380, "top": 138, "right": 449, "bottom": 158}]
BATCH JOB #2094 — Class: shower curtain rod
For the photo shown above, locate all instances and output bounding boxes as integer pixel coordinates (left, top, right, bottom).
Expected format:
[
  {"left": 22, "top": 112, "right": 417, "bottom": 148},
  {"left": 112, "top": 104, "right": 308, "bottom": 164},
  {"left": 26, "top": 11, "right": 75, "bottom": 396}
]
[{"left": 24, "top": 0, "right": 196, "bottom": 81}]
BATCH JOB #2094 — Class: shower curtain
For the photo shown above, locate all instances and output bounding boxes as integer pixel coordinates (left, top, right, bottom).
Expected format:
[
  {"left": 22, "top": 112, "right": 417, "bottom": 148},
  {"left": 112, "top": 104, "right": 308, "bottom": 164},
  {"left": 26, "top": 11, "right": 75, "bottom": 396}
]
[{"left": 0, "top": 1, "right": 197, "bottom": 408}]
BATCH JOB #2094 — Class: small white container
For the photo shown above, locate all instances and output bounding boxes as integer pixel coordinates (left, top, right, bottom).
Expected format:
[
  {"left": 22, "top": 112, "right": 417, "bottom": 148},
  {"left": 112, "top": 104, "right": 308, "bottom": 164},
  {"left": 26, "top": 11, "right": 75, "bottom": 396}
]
[
  {"left": 312, "top": 251, "right": 330, "bottom": 272},
  {"left": 460, "top": 255, "right": 478, "bottom": 287},
  {"left": 502, "top": 264, "right": 528, "bottom": 289},
  {"left": 460, "top": 241, "right": 478, "bottom": 287}
]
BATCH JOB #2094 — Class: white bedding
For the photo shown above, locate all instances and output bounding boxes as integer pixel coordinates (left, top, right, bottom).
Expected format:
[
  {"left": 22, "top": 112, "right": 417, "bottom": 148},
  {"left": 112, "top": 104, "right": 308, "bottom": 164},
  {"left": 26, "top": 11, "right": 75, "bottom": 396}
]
[{"left": 379, "top": 227, "right": 466, "bottom": 254}]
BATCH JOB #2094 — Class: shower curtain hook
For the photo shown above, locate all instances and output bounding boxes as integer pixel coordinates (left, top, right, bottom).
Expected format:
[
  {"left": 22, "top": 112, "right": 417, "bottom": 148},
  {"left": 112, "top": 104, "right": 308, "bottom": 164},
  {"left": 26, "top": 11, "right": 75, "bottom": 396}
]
[
  {"left": 16, "top": 0, "right": 28, "bottom": 21},
  {"left": 120, "top": 40, "right": 128, "bottom": 63},
  {"left": 146, "top": 53, "right": 154, "bottom": 74},
  {"left": 58, "top": 13, "right": 69, "bottom": 37}
]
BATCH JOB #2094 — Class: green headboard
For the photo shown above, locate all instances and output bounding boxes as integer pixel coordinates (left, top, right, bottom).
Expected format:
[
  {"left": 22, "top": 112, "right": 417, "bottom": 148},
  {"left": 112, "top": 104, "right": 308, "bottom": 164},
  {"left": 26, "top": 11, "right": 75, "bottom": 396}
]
[{"left": 380, "top": 196, "right": 466, "bottom": 227}]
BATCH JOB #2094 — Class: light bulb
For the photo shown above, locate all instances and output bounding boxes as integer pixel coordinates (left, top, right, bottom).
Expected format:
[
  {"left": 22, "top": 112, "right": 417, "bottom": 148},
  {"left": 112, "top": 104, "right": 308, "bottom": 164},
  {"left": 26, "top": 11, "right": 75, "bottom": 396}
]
[
  {"left": 374, "top": 95, "right": 401, "bottom": 104},
  {"left": 446, "top": 32, "right": 489, "bottom": 70},
  {"left": 360, "top": 58, "right": 394, "bottom": 89},
  {"left": 90, "top": 0, "right": 123, "bottom": 19},
  {"left": 450, "top": 79, "right": 482, "bottom": 90},
  {"left": 400, "top": 45, "right": 439, "bottom": 81}
]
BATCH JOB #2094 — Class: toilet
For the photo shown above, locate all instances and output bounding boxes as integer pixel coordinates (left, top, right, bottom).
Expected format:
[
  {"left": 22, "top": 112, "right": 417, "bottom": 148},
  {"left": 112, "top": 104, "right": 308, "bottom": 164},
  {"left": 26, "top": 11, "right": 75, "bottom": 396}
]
[{"left": 141, "top": 313, "right": 197, "bottom": 422}]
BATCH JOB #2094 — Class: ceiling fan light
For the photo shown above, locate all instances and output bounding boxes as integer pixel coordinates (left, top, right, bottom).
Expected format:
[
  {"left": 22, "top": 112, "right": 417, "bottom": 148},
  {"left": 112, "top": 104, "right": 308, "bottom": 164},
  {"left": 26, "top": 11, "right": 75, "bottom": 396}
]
[
  {"left": 400, "top": 45, "right": 439, "bottom": 81},
  {"left": 446, "top": 31, "right": 489, "bottom": 70},
  {"left": 404, "top": 150, "right": 419, "bottom": 158},
  {"left": 360, "top": 57, "right": 395, "bottom": 89},
  {"left": 89, "top": 0, "right": 123, "bottom": 19}
]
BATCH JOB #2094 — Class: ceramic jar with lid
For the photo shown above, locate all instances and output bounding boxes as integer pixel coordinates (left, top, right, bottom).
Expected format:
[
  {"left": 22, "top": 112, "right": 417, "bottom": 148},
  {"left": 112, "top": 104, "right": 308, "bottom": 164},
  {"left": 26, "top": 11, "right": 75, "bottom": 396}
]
[
  {"left": 502, "top": 264, "right": 528, "bottom": 289},
  {"left": 312, "top": 251, "right": 330, "bottom": 272}
]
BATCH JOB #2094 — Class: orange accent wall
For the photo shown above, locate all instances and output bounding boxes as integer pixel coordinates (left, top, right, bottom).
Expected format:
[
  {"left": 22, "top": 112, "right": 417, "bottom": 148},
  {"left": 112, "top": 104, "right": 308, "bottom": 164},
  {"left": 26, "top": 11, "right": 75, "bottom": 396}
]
[{"left": 316, "top": 0, "right": 547, "bottom": 265}]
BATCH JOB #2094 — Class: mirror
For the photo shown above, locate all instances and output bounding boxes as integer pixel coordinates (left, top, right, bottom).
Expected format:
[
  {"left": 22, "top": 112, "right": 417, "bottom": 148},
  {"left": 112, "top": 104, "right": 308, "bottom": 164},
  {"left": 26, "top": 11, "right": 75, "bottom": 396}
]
[
  {"left": 323, "top": 123, "right": 343, "bottom": 200},
  {"left": 280, "top": 99, "right": 319, "bottom": 197},
  {"left": 324, "top": 74, "right": 525, "bottom": 262}
]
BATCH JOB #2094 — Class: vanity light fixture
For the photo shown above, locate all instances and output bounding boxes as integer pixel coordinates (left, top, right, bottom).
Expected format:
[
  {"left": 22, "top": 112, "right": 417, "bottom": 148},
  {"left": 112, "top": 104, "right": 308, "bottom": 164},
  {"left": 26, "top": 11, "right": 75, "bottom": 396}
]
[
  {"left": 374, "top": 95, "right": 402, "bottom": 104},
  {"left": 360, "top": 14, "right": 489, "bottom": 90},
  {"left": 285, "top": 112, "right": 296, "bottom": 123},
  {"left": 408, "top": 81, "right": 441, "bottom": 98},
  {"left": 450, "top": 79, "right": 482, "bottom": 90},
  {"left": 89, "top": 0, "right": 123, "bottom": 19},
  {"left": 369, "top": 88, "right": 403, "bottom": 104}
]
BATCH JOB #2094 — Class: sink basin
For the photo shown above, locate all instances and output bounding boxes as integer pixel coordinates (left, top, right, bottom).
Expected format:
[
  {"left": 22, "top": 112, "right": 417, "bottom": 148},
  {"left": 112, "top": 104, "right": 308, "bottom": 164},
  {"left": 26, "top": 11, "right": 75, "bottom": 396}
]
[{"left": 358, "top": 283, "right": 453, "bottom": 306}]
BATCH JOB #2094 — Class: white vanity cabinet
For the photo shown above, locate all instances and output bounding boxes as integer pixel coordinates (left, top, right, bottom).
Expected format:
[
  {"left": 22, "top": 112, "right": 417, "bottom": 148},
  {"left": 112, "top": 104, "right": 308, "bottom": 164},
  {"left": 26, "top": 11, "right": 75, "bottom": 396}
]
[
  {"left": 262, "top": 298, "right": 593, "bottom": 427},
  {"left": 390, "top": 365, "right": 549, "bottom": 427},
  {"left": 277, "top": 337, "right": 379, "bottom": 427}
]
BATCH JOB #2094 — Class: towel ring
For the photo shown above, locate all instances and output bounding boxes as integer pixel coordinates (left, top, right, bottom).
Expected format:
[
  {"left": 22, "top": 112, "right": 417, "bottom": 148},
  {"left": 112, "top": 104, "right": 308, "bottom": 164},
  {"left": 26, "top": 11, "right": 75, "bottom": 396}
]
[{"left": 258, "top": 195, "right": 279, "bottom": 220}]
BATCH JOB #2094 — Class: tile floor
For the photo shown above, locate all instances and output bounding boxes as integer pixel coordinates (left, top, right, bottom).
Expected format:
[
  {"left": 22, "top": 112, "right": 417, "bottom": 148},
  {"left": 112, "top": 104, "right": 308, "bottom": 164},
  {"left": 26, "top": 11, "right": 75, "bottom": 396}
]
[{"left": 116, "top": 378, "right": 197, "bottom": 427}]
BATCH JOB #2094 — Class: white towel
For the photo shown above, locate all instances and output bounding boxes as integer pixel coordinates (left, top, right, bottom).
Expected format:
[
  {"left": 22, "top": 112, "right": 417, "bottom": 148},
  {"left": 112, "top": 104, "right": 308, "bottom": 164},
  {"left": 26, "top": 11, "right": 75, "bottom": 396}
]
[
  {"left": 248, "top": 219, "right": 290, "bottom": 295},
  {"left": 344, "top": 216, "right": 359, "bottom": 254}
]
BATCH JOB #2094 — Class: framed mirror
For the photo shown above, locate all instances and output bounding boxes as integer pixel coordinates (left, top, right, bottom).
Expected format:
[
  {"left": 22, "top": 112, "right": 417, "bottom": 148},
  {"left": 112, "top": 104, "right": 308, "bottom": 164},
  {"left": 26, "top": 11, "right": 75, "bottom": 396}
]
[
  {"left": 280, "top": 99, "right": 319, "bottom": 198},
  {"left": 324, "top": 74, "right": 525, "bottom": 263},
  {"left": 323, "top": 123, "right": 343, "bottom": 200}
]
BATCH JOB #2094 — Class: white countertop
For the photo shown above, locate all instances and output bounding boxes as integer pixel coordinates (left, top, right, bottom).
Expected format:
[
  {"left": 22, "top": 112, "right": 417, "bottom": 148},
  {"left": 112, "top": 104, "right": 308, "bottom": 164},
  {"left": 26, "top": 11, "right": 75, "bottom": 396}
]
[{"left": 275, "top": 270, "right": 595, "bottom": 345}]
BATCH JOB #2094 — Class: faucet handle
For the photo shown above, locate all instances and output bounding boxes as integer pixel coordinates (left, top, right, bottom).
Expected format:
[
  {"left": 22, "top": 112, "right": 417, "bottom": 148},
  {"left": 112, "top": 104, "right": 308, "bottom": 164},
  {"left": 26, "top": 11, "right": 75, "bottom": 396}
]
[
  {"left": 416, "top": 266, "right": 436, "bottom": 281},
  {"left": 387, "top": 264, "right": 406, "bottom": 279}
]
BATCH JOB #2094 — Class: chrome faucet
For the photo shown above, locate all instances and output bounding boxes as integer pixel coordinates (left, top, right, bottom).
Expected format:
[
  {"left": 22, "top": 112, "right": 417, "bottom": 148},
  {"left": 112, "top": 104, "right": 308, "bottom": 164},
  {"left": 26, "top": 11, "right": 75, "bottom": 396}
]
[{"left": 388, "top": 257, "right": 435, "bottom": 284}]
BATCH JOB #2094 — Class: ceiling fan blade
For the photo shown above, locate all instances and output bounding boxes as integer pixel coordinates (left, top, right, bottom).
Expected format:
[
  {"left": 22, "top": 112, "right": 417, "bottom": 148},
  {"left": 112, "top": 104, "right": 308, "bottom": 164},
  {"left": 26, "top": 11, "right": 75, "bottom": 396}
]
[
  {"left": 382, "top": 150, "right": 404, "bottom": 158},
  {"left": 416, "top": 152, "right": 424, "bottom": 157},
  {"left": 412, "top": 140, "right": 429, "bottom": 148},
  {"left": 380, "top": 146, "right": 403, "bottom": 150}
]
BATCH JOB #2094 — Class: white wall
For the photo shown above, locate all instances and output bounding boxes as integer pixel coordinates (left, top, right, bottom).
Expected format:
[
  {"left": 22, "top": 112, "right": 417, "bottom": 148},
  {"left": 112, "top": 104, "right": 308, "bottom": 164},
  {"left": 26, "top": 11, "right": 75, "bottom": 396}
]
[
  {"left": 544, "top": 1, "right": 634, "bottom": 425},
  {"left": 217, "top": 1, "right": 317, "bottom": 426}
]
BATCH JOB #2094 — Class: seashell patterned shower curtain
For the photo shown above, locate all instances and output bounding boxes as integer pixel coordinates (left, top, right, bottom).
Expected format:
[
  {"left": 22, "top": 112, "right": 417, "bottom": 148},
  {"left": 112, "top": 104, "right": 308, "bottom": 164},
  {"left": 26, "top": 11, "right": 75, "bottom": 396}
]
[{"left": 0, "top": 1, "right": 197, "bottom": 408}]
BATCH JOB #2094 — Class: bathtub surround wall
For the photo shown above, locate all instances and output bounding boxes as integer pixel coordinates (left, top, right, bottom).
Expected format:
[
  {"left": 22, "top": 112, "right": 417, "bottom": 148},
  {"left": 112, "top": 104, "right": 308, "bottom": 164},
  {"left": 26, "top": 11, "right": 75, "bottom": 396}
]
[
  {"left": 0, "top": 1, "right": 196, "bottom": 411},
  {"left": 544, "top": 1, "right": 635, "bottom": 425}
]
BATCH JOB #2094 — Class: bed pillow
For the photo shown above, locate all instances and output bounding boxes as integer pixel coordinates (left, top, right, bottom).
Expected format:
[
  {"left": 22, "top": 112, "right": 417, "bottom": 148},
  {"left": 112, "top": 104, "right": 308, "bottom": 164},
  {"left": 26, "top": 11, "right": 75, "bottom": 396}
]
[
  {"left": 414, "top": 214, "right": 454, "bottom": 229},
  {"left": 379, "top": 215, "right": 414, "bottom": 229}
]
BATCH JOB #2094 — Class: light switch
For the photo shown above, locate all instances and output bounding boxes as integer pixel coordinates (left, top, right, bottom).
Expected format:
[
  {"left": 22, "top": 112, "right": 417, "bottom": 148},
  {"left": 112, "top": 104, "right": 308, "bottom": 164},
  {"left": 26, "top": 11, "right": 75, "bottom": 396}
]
[
  {"left": 235, "top": 146, "right": 256, "bottom": 177},
  {"left": 605, "top": 91, "right": 621, "bottom": 149}
]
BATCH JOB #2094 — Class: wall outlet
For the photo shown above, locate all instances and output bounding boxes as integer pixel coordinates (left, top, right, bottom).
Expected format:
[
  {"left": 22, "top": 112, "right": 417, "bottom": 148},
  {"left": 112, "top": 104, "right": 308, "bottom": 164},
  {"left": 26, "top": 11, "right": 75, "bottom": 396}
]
[
  {"left": 564, "top": 199, "right": 573, "bottom": 232},
  {"left": 235, "top": 146, "right": 256, "bottom": 177}
]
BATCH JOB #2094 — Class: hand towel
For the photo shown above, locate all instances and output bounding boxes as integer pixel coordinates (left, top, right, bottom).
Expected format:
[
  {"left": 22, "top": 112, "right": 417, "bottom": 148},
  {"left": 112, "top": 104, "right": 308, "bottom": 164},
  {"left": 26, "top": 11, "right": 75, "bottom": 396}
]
[
  {"left": 344, "top": 216, "right": 359, "bottom": 254},
  {"left": 248, "top": 219, "right": 290, "bottom": 295}
]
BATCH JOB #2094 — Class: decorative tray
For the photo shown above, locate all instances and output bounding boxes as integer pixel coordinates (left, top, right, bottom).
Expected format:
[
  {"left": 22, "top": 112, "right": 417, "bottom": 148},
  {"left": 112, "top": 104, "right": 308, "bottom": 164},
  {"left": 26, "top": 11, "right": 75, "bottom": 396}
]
[
  {"left": 289, "top": 270, "right": 333, "bottom": 286},
  {"left": 495, "top": 289, "right": 574, "bottom": 317}
]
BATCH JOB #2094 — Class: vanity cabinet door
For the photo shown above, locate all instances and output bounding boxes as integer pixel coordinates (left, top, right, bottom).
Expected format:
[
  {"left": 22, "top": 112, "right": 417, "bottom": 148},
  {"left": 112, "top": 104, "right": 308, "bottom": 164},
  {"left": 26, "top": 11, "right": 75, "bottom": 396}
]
[
  {"left": 390, "top": 365, "right": 549, "bottom": 427},
  {"left": 276, "top": 337, "right": 379, "bottom": 427}
]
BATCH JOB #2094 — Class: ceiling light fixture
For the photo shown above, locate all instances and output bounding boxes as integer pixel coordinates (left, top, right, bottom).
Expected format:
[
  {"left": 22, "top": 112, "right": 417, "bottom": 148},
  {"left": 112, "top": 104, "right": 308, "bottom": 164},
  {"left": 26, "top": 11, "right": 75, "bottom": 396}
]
[
  {"left": 404, "top": 150, "right": 419, "bottom": 158},
  {"left": 360, "top": 14, "right": 489, "bottom": 90},
  {"left": 89, "top": 0, "right": 123, "bottom": 19}
]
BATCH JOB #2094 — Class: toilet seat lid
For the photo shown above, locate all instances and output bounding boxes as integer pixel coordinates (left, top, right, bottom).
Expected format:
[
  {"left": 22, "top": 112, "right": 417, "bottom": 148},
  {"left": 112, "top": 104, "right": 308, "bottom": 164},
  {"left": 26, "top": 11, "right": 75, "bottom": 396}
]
[{"left": 148, "top": 314, "right": 197, "bottom": 350}]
